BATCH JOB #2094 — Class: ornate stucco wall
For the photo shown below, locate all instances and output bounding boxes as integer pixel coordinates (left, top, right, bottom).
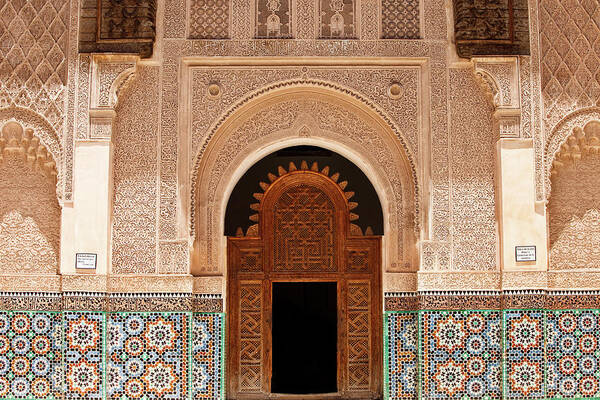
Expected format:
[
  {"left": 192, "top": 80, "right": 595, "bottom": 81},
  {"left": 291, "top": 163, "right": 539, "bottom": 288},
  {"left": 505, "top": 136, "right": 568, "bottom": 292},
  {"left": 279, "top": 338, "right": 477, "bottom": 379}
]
[
  {"left": 112, "top": 66, "right": 160, "bottom": 274},
  {"left": 2, "top": 0, "right": 600, "bottom": 398}
]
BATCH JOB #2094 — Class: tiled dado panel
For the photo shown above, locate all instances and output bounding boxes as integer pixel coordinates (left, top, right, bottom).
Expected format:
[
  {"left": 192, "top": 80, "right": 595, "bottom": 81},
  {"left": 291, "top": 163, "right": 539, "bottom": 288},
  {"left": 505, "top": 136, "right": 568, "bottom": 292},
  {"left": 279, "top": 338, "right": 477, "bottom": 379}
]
[
  {"left": 107, "top": 313, "right": 189, "bottom": 399},
  {"left": 422, "top": 311, "right": 502, "bottom": 399},
  {"left": 192, "top": 314, "right": 225, "bottom": 399},
  {"left": 0, "top": 311, "right": 224, "bottom": 400},
  {"left": 385, "top": 309, "right": 600, "bottom": 400},
  {"left": 0, "top": 312, "right": 63, "bottom": 399},
  {"left": 65, "top": 311, "right": 104, "bottom": 399},
  {"left": 385, "top": 312, "right": 418, "bottom": 399},
  {"left": 503, "top": 310, "right": 545, "bottom": 399},
  {"left": 546, "top": 310, "right": 600, "bottom": 399}
]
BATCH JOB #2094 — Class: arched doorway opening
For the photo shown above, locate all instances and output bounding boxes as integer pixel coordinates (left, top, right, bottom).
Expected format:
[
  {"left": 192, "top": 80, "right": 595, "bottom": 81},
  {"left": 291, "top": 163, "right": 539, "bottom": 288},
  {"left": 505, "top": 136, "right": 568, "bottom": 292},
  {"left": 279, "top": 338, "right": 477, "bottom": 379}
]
[
  {"left": 191, "top": 83, "right": 419, "bottom": 276},
  {"left": 225, "top": 147, "right": 383, "bottom": 399}
]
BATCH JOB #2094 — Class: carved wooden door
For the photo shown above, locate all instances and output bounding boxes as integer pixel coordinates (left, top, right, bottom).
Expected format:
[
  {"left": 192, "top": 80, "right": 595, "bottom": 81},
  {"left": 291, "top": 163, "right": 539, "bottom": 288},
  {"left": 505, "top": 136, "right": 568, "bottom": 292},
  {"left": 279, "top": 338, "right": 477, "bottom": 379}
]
[{"left": 227, "top": 162, "right": 382, "bottom": 399}]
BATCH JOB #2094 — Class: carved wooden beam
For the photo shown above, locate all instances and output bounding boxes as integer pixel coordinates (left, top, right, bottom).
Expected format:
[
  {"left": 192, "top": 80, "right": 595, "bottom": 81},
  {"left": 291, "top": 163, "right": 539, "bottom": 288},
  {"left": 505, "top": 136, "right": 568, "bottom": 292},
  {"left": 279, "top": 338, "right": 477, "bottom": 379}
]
[
  {"left": 453, "top": 0, "right": 530, "bottom": 58},
  {"left": 79, "top": 0, "right": 156, "bottom": 58}
]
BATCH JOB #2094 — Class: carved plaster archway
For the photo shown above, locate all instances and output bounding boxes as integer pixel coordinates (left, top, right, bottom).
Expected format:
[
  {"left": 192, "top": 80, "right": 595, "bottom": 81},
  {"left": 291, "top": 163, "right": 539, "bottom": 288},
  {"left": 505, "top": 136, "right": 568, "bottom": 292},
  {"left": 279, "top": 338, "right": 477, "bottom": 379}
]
[
  {"left": 0, "top": 107, "right": 62, "bottom": 198},
  {"left": 192, "top": 84, "right": 419, "bottom": 275},
  {"left": 544, "top": 107, "right": 600, "bottom": 199},
  {"left": 0, "top": 120, "right": 61, "bottom": 273}
]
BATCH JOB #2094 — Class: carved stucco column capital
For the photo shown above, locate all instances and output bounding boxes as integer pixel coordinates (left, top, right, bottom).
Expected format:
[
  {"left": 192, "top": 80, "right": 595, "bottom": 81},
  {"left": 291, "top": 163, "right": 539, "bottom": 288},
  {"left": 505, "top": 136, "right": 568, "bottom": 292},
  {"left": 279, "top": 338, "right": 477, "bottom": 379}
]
[
  {"left": 473, "top": 57, "right": 522, "bottom": 139},
  {"left": 89, "top": 54, "right": 140, "bottom": 140}
]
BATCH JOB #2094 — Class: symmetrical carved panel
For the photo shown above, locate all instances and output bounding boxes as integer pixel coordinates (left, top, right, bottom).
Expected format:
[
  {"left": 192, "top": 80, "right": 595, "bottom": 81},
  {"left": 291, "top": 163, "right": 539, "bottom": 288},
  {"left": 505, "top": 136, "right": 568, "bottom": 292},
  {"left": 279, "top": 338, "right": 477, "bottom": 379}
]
[
  {"left": 319, "top": 0, "right": 356, "bottom": 38},
  {"left": 190, "top": 76, "right": 419, "bottom": 273},
  {"left": 273, "top": 185, "right": 337, "bottom": 272},
  {"left": 190, "top": 68, "right": 419, "bottom": 157},
  {"left": 239, "top": 248, "right": 263, "bottom": 273},
  {"left": 347, "top": 281, "right": 371, "bottom": 391},
  {"left": 381, "top": 0, "right": 420, "bottom": 39},
  {"left": 0, "top": 0, "right": 69, "bottom": 132},
  {"left": 256, "top": 0, "right": 292, "bottom": 38},
  {"left": 0, "top": 122, "right": 60, "bottom": 274},
  {"left": 238, "top": 283, "right": 263, "bottom": 393},
  {"left": 111, "top": 66, "right": 160, "bottom": 274},
  {"left": 158, "top": 241, "right": 189, "bottom": 274},
  {"left": 551, "top": 209, "right": 600, "bottom": 270},
  {"left": 347, "top": 249, "right": 371, "bottom": 273},
  {"left": 189, "top": 0, "right": 230, "bottom": 39}
]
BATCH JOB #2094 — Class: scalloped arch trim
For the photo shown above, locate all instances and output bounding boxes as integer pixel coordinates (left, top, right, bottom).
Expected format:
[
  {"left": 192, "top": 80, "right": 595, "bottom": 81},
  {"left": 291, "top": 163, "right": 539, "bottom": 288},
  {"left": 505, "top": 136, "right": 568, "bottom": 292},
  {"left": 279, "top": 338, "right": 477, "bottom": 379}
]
[{"left": 545, "top": 107, "right": 600, "bottom": 199}]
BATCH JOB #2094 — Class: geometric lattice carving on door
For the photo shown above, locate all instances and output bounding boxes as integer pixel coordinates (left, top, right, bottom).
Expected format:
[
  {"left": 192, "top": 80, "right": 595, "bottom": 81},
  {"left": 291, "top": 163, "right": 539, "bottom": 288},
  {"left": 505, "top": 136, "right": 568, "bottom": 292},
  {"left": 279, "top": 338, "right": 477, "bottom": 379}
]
[
  {"left": 239, "top": 282, "right": 263, "bottom": 393},
  {"left": 273, "top": 184, "right": 336, "bottom": 272},
  {"left": 244, "top": 161, "right": 365, "bottom": 237},
  {"left": 228, "top": 160, "right": 382, "bottom": 399},
  {"left": 239, "top": 248, "right": 263, "bottom": 273},
  {"left": 347, "top": 281, "right": 371, "bottom": 391}
]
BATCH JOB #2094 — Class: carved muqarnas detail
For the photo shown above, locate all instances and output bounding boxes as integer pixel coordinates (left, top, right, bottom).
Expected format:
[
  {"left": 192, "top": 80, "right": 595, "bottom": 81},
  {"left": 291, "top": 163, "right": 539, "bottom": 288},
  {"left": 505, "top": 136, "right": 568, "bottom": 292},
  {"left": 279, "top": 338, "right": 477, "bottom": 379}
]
[
  {"left": 550, "top": 121, "right": 600, "bottom": 270},
  {"left": 551, "top": 121, "right": 600, "bottom": 175},
  {"left": 0, "top": 121, "right": 60, "bottom": 273},
  {"left": 0, "top": 122, "right": 57, "bottom": 181}
]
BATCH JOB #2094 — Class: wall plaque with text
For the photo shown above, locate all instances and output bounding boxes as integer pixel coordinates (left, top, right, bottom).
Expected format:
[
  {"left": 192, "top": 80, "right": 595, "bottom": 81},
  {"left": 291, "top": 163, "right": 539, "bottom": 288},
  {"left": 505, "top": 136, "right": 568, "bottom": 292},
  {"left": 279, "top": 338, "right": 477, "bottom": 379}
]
[
  {"left": 76, "top": 253, "right": 97, "bottom": 269},
  {"left": 515, "top": 246, "right": 536, "bottom": 262}
]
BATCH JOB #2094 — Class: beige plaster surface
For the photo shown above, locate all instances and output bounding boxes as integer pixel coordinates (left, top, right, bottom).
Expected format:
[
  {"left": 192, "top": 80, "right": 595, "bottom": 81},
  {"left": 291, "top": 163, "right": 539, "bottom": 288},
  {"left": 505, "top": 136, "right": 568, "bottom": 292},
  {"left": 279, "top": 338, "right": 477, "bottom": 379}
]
[
  {"left": 496, "top": 139, "right": 547, "bottom": 271},
  {"left": 62, "top": 142, "right": 113, "bottom": 275}
]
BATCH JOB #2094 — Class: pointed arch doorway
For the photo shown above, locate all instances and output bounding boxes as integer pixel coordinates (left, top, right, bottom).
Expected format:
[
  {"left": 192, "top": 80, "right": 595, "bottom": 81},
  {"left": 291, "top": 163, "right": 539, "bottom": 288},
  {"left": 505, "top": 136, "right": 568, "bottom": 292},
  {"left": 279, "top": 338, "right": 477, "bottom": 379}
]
[{"left": 227, "top": 151, "right": 383, "bottom": 399}]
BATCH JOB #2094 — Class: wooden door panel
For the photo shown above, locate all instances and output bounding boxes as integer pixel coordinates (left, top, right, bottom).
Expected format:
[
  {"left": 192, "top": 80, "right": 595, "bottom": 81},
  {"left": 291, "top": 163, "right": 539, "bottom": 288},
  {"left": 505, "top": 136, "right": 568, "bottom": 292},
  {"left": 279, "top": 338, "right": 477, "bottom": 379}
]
[
  {"left": 238, "top": 282, "right": 263, "bottom": 394},
  {"left": 229, "top": 240, "right": 264, "bottom": 274},
  {"left": 227, "top": 166, "right": 382, "bottom": 399},
  {"left": 271, "top": 184, "right": 339, "bottom": 273},
  {"left": 345, "top": 238, "right": 380, "bottom": 274},
  {"left": 346, "top": 281, "right": 372, "bottom": 392}
]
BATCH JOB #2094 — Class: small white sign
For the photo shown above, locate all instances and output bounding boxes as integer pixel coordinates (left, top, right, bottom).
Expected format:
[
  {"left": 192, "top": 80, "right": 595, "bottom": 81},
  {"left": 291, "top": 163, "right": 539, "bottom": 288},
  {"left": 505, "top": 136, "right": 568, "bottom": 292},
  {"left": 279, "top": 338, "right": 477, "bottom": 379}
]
[
  {"left": 76, "top": 253, "right": 97, "bottom": 269},
  {"left": 515, "top": 246, "right": 536, "bottom": 262}
]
